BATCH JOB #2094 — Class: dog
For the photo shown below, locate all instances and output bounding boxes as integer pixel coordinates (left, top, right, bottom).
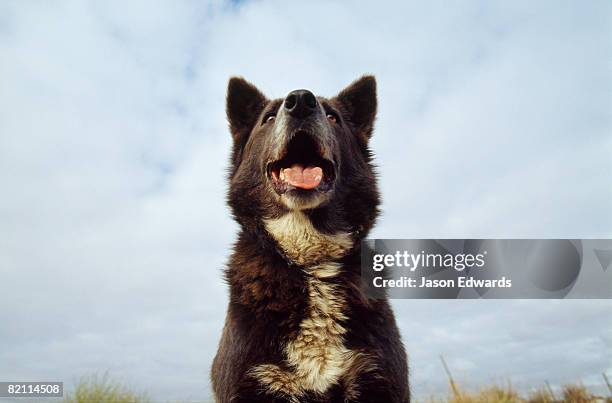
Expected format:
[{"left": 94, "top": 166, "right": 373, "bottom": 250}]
[{"left": 211, "top": 76, "right": 409, "bottom": 403}]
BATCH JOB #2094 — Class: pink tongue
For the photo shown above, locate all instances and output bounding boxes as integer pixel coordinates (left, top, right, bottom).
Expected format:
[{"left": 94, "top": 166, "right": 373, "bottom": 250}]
[{"left": 282, "top": 164, "right": 323, "bottom": 190}]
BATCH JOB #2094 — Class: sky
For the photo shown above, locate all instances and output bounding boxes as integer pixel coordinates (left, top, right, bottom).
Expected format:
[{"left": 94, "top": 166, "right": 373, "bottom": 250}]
[{"left": 0, "top": 0, "right": 611, "bottom": 401}]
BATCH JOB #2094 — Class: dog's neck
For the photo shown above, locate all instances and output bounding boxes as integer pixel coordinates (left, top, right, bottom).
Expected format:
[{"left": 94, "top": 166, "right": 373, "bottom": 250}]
[{"left": 263, "top": 211, "right": 354, "bottom": 267}]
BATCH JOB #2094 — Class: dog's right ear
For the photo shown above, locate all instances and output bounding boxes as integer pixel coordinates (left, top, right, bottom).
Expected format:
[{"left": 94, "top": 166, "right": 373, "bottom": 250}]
[{"left": 227, "top": 77, "right": 267, "bottom": 143}]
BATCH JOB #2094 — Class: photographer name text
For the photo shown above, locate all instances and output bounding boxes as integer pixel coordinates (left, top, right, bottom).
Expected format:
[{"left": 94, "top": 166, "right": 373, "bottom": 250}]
[{"left": 370, "top": 250, "right": 512, "bottom": 289}]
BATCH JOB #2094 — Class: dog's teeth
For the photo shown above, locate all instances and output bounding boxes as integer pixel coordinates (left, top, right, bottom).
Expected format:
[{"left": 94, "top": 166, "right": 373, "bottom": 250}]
[{"left": 279, "top": 169, "right": 285, "bottom": 181}]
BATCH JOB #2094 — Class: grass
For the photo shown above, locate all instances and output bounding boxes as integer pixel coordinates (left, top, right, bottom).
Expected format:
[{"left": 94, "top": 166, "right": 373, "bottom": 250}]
[
  {"left": 62, "top": 373, "right": 150, "bottom": 403},
  {"left": 60, "top": 372, "right": 612, "bottom": 403},
  {"left": 424, "top": 357, "right": 612, "bottom": 403},
  {"left": 424, "top": 383, "right": 611, "bottom": 403}
]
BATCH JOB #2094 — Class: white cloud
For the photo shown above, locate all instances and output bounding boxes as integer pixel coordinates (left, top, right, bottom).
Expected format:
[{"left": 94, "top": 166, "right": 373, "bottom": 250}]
[{"left": 0, "top": 0, "right": 610, "bottom": 400}]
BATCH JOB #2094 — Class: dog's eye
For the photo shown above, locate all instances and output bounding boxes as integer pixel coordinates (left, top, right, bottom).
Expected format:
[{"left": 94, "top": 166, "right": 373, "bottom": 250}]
[
  {"left": 326, "top": 113, "right": 338, "bottom": 124},
  {"left": 263, "top": 114, "right": 276, "bottom": 125}
]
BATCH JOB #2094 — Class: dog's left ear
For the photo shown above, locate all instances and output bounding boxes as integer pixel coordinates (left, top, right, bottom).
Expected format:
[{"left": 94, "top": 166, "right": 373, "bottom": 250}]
[{"left": 335, "top": 75, "right": 377, "bottom": 141}]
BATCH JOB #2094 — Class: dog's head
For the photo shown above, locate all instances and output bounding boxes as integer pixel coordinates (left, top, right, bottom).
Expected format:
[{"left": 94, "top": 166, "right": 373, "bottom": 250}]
[{"left": 226, "top": 76, "right": 379, "bottom": 238}]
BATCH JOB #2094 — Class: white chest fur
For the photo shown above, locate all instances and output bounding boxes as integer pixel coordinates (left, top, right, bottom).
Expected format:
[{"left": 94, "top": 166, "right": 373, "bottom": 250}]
[
  {"left": 263, "top": 212, "right": 353, "bottom": 267},
  {"left": 249, "top": 213, "right": 355, "bottom": 400}
]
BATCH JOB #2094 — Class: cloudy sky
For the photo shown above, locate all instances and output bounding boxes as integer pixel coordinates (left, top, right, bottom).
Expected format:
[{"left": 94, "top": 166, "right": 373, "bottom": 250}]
[{"left": 1, "top": 0, "right": 611, "bottom": 401}]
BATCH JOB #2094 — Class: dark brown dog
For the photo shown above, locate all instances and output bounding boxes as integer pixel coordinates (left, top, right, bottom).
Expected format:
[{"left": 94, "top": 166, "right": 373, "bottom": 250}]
[{"left": 211, "top": 76, "right": 409, "bottom": 403}]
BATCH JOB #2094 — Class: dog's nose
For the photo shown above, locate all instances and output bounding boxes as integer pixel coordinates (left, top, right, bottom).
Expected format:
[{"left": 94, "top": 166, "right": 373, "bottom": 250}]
[{"left": 284, "top": 89, "right": 318, "bottom": 119}]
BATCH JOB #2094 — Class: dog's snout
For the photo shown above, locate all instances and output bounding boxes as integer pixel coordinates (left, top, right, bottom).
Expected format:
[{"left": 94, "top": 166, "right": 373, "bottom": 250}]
[{"left": 284, "top": 89, "right": 318, "bottom": 119}]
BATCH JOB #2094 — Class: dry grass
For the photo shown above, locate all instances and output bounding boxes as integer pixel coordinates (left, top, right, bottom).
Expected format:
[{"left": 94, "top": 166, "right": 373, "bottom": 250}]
[
  {"left": 62, "top": 373, "right": 150, "bottom": 403},
  {"left": 426, "top": 356, "right": 612, "bottom": 403},
  {"left": 60, "top": 372, "right": 611, "bottom": 403},
  {"left": 424, "top": 382, "right": 611, "bottom": 403}
]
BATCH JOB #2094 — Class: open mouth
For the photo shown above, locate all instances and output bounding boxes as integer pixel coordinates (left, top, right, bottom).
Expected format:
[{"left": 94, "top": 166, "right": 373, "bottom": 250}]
[{"left": 267, "top": 131, "right": 335, "bottom": 195}]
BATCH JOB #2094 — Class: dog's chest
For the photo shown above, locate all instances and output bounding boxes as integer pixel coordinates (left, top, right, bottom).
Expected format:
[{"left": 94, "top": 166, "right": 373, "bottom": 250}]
[{"left": 249, "top": 213, "right": 355, "bottom": 399}]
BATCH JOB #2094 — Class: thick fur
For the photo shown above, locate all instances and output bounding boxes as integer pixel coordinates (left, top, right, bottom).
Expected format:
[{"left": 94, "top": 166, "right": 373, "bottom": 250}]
[{"left": 211, "top": 76, "right": 410, "bottom": 402}]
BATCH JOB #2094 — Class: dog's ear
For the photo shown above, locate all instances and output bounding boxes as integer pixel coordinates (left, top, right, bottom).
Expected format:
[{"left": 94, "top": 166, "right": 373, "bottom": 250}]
[
  {"left": 227, "top": 77, "right": 267, "bottom": 143},
  {"left": 335, "top": 75, "right": 377, "bottom": 141}
]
